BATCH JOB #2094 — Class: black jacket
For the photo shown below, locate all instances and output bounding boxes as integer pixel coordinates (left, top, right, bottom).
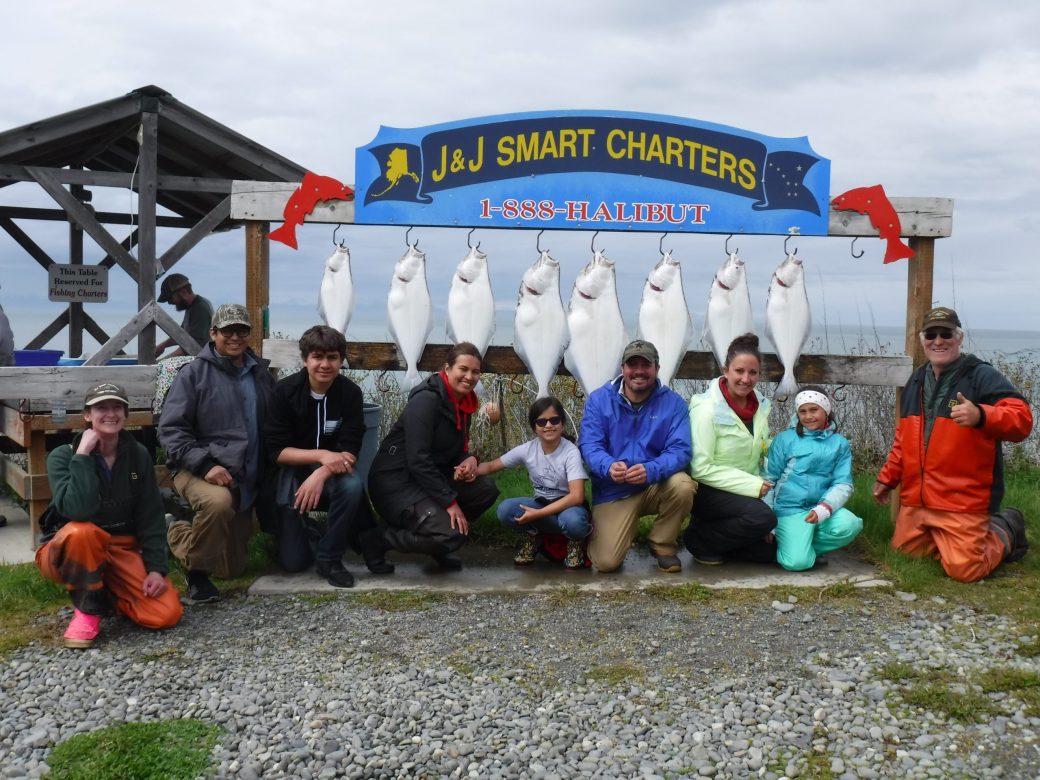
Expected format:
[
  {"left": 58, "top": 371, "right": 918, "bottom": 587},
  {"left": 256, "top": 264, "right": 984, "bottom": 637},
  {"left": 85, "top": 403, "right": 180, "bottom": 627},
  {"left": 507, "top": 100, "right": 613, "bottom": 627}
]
[
  {"left": 367, "top": 373, "right": 475, "bottom": 522},
  {"left": 265, "top": 369, "right": 365, "bottom": 461}
]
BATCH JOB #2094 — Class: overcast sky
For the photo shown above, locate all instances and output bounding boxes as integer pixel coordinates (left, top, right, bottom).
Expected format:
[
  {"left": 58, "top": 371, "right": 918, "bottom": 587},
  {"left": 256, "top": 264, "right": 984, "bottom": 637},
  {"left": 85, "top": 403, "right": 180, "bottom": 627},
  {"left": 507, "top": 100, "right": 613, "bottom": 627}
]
[{"left": 2, "top": 0, "right": 1039, "bottom": 355}]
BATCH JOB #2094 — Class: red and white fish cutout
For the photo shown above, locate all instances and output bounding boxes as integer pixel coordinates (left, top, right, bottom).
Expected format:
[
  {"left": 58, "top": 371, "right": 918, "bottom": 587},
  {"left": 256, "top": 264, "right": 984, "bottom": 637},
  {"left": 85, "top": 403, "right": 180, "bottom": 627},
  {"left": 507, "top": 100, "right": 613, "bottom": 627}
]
[
  {"left": 831, "top": 184, "right": 915, "bottom": 264},
  {"left": 269, "top": 172, "right": 355, "bottom": 250}
]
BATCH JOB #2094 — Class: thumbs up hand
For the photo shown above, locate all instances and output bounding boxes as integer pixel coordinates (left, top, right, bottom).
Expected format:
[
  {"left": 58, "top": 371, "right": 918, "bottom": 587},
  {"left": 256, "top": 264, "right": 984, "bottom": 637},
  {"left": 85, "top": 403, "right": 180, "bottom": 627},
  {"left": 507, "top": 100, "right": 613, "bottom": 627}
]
[{"left": 951, "top": 392, "right": 982, "bottom": 428}]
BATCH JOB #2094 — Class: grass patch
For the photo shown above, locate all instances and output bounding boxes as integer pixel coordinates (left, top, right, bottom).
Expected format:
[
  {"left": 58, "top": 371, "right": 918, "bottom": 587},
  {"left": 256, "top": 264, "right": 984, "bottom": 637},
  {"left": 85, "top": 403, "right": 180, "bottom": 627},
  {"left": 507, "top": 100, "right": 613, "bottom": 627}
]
[
  {"left": 586, "top": 661, "right": 644, "bottom": 686},
  {"left": 1016, "top": 636, "right": 1040, "bottom": 657},
  {"left": 46, "top": 719, "right": 221, "bottom": 780},
  {"left": 350, "top": 590, "right": 451, "bottom": 612},
  {"left": 298, "top": 593, "right": 341, "bottom": 606},
  {"left": 645, "top": 582, "right": 714, "bottom": 603},
  {"left": 896, "top": 681, "right": 996, "bottom": 722},
  {"left": 977, "top": 666, "right": 1040, "bottom": 716},
  {"left": 544, "top": 584, "right": 584, "bottom": 607},
  {"left": 0, "top": 562, "right": 68, "bottom": 654},
  {"left": 878, "top": 662, "right": 949, "bottom": 684}
]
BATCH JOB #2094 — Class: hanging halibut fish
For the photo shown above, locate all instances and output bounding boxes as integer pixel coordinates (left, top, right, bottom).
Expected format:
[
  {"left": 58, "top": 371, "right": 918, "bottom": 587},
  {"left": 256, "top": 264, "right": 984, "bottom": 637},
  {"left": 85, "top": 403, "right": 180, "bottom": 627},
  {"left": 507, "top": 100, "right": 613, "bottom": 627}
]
[
  {"left": 765, "top": 252, "right": 812, "bottom": 399},
  {"left": 637, "top": 251, "right": 692, "bottom": 386},
  {"left": 446, "top": 245, "right": 495, "bottom": 355},
  {"left": 317, "top": 244, "right": 354, "bottom": 337},
  {"left": 387, "top": 244, "right": 433, "bottom": 390},
  {"left": 564, "top": 251, "right": 626, "bottom": 395},
  {"left": 513, "top": 251, "right": 569, "bottom": 399},
  {"left": 703, "top": 253, "right": 756, "bottom": 370}
]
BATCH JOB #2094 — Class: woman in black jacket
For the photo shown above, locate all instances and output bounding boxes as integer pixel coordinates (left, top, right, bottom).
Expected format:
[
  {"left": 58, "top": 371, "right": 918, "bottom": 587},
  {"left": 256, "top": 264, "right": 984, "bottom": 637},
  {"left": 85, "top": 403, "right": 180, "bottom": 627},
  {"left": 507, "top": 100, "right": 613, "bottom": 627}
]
[{"left": 364, "top": 342, "right": 498, "bottom": 569}]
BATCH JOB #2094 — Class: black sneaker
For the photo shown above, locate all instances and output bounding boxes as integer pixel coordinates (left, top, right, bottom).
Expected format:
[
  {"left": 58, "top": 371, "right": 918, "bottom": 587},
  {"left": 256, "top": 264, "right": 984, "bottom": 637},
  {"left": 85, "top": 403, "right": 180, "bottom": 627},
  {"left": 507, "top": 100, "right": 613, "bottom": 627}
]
[
  {"left": 186, "top": 571, "right": 220, "bottom": 604},
  {"left": 998, "top": 507, "right": 1029, "bottom": 563},
  {"left": 655, "top": 553, "right": 682, "bottom": 573},
  {"left": 689, "top": 548, "right": 723, "bottom": 566},
  {"left": 315, "top": 559, "right": 356, "bottom": 589},
  {"left": 359, "top": 529, "right": 395, "bottom": 575},
  {"left": 433, "top": 554, "right": 463, "bottom": 571}
]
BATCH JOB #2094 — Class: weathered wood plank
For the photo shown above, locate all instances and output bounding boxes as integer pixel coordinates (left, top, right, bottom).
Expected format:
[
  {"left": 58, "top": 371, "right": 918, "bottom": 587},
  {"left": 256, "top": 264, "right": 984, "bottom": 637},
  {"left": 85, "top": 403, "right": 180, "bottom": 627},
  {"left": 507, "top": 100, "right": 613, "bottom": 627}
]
[
  {"left": 23, "top": 311, "right": 70, "bottom": 350},
  {"left": 829, "top": 197, "right": 953, "bottom": 238},
  {"left": 0, "top": 163, "right": 234, "bottom": 193},
  {"left": 0, "top": 366, "right": 159, "bottom": 410},
  {"left": 0, "top": 205, "right": 195, "bottom": 228},
  {"left": 0, "top": 214, "right": 57, "bottom": 269},
  {"left": 245, "top": 222, "right": 270, "bottom": 354},
  {"left": 232, "top": 181, "right": 355, "bottom": 224},
  {"left": 158, "top": 196, "right": 231, "bottom": 272},
  {"left": 262, "top": 339, "right": 912, "bottom": 387}
]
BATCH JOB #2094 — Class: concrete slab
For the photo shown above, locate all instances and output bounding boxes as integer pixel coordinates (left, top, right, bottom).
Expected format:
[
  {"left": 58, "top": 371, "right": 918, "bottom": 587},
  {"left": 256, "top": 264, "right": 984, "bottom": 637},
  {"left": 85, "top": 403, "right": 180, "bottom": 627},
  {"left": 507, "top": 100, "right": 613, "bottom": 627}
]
[
  {"left": 0, "top": 494, "right": 34, "bottom": 565},
  {"left": 249, "top": 545, "right": 890, "bottom": 595}
]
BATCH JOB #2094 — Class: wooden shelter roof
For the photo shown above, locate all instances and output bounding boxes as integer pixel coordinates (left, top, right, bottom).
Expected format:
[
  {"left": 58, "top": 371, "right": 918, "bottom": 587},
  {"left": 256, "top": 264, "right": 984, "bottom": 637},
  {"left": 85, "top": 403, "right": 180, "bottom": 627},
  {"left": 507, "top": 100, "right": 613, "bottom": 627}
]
[{"left": 0, "top": 84, "right": 308, "bottom": 226}]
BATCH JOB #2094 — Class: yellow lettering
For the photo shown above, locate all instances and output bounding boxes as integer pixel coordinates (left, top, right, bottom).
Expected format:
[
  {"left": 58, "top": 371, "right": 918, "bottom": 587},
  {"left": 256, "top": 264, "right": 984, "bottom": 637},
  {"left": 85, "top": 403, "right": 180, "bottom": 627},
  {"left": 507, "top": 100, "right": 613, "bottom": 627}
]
[
  {"left": 665, "top": 137, "right": 684, "bottom": 168},
  {"left": 558, "top": 129, "right": 577, "bottom": 159},
  {"left": 645, "top": 134, "right": 664, "bottom": 164},
  {"left": 430, "top": 144, "right": 449, "bottom": 182},
  {"left": 577, "top": 128, "right": 595, "bottom": 156},
  {"left": 627, "top": 131, "right": 646, "bottom": 160},
  {"left": 700, "top": 144, "right": 718, "bottom": 176},
  {"left": 497, "top": 136, "right": 515, "bottom": 166},
  {"left": 738, "top": 158, "right": 757, "bottom": 190},
  {"left": 468, "top": 136, "right": 484, "bottom": 172},
  {"left": 684, "top": 140, "right": 701, "bottom": 169},
  {"left": 516, "top": 132, "right": 540, "bottom": 163},
  {"left": 718, "top": 150, "right": 737, "bottom": 183},
  {"left": 540, "top": 131, "right": 558, "bottom": 160},
  {"left": 607, "top": 129, "right": 627, "bottom": 159}
]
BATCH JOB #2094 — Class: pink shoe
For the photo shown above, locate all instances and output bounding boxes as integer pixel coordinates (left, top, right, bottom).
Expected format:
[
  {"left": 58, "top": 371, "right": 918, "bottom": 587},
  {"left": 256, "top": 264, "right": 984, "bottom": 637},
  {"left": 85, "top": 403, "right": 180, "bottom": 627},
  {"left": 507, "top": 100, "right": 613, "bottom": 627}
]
[{"left": 63, "top": 608, "right": 100, "bottom": 649}]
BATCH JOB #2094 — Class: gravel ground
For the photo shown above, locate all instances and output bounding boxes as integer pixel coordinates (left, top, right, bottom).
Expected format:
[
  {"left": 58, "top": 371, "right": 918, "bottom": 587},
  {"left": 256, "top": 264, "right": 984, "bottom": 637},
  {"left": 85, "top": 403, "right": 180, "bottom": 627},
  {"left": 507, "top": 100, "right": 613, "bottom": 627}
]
[{"left": 1, "top": 590, "right": 1038, "bottom": 779}]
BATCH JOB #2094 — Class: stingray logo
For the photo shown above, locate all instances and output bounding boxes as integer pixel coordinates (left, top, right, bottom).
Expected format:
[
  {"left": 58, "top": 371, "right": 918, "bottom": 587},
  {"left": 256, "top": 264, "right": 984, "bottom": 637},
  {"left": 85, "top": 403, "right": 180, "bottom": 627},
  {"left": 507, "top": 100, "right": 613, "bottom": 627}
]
[{"left": 364, "top": 144, "right": 430, "bottom": 205}]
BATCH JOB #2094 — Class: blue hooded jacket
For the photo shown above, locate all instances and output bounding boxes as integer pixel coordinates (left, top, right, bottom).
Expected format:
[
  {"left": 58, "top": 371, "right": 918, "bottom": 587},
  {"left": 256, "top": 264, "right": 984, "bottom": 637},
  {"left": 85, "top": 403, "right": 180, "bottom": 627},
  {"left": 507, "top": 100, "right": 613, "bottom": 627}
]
[
  {"left": 763, "top": 417, "right": 853, "bottom": 517},
  {"left": 579, "top": 377, "right": 692, "bottom": 504}
]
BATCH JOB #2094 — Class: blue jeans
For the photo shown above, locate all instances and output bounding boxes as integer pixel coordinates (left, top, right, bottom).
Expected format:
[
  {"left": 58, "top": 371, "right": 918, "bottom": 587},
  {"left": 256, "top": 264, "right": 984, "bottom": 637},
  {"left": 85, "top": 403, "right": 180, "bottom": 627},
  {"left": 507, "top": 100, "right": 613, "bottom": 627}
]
[
  {"left": 275, "top": 466, "right": 366, "bottom": 571},
  {"left": 497, "top": 496, "right": 592, "bottom": 540}
]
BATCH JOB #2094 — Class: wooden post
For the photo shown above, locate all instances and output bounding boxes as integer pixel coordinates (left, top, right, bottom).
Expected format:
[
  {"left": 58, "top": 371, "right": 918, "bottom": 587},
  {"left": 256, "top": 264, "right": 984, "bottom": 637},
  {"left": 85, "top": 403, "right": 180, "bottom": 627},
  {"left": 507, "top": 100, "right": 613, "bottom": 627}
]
[
  {"left": 245, "top": 221, "right": 270, "bottom": 356},
  {"left": 69, "top": 177, "right": 85, "bottom": 358},
  {"left": 137, "top": 110, "right": 159, "bottom": 364}
]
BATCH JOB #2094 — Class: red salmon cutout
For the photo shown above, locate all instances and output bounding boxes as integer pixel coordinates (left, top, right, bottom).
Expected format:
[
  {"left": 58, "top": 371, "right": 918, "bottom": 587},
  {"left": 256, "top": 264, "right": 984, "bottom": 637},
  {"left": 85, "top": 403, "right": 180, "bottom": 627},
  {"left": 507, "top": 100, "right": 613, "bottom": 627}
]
[
  {"left": 269, "top": 172, "right": 355, "bottom": 250},
  {"left": 831, "top": 185, "right": 915, "bottom": 264}
]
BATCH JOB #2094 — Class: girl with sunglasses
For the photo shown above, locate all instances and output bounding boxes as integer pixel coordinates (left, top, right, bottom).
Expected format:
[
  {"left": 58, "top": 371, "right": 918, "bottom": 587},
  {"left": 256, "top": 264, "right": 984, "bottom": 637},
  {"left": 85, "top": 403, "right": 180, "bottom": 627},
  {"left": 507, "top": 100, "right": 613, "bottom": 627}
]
[{"left": 477, "top": 397, "right": 591, "bottom": 568}]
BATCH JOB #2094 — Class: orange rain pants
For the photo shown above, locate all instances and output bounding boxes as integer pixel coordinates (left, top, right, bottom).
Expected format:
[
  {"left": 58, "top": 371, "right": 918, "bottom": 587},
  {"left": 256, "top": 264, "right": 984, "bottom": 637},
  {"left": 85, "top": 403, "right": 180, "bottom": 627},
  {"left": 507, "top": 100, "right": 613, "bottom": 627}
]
[
  {"left": 891, "top": 505, "right": 1008, "bottom": 583},
  {"left": 36, "top": 522, "right": 183, "bottom": 629}
]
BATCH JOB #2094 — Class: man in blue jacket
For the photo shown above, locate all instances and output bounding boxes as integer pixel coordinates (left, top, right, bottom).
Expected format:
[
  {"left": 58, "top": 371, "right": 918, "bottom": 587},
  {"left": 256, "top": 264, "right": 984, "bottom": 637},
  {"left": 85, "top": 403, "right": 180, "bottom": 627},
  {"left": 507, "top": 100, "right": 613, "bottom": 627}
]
[{"left": 579, "top": 340, "right": 695, "bottom": 572}]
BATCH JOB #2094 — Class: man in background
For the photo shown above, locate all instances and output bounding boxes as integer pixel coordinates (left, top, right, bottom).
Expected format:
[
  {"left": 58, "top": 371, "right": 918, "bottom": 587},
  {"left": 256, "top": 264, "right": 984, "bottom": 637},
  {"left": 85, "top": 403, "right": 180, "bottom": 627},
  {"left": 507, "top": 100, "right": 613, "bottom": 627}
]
[{"left": 155, "top": 273, "right": 213, "bottom": 358}]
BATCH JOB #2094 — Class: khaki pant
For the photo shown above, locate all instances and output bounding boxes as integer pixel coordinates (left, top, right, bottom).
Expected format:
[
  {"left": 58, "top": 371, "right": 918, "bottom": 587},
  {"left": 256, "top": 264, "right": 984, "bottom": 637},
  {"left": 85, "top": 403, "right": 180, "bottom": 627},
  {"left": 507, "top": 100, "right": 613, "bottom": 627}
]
[
  {"left": 37, "top": 522, "right": 182, "bottom": 629},
  {"left": 892, "top": 505, "right": 1007, "bottom": 583},
  {"left": 589, "top": 472, "right": 696, "bottom": 572},
  {"left": 168, "top": 471, "right": 254, "bottom": 579}
]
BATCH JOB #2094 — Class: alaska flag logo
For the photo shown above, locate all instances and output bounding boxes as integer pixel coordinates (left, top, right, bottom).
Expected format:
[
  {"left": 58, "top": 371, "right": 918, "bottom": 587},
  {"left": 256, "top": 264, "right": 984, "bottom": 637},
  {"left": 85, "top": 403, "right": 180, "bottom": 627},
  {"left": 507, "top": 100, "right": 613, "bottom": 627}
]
[
  {"left": 364, "top": 144, "right": 431, "bottom": 205},
  {"left": 753, "top": 151, "right": 821, "bottom": 216}
]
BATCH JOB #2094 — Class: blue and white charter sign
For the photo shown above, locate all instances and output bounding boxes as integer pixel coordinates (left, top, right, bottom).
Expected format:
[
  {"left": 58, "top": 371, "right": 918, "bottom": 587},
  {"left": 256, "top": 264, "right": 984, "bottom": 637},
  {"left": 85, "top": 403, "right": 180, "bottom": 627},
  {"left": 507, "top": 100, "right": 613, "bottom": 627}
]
[{"left": 354, "top": 110, "right": 830, "bottom": 235}]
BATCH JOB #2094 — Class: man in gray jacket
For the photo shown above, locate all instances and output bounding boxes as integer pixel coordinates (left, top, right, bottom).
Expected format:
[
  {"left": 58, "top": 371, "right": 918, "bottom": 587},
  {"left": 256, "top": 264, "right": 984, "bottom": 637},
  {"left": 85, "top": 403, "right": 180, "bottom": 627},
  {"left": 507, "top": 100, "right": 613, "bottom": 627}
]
[{"left": 158, "top": 304, "right": 274, "bottom": 603}]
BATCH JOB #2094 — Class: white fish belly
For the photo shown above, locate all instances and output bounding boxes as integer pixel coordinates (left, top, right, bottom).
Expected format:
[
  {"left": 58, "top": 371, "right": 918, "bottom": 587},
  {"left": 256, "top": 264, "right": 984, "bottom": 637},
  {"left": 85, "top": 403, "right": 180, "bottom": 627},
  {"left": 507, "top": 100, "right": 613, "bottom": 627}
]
[
  {"left": 765, "top": 287, "right": 811, "bottom": 396},
  {"left": 638, "top": 286, "right": 691, "bottom": 386},
  {"left": 388, "top": 278, "right": 432, "bottom": 387},
  {"left": 319, "top": 269, "right": 354, "bottom": 335},
  {"left": 514, "top": 295, "right": 567, "bottom": 398},
  {"left": 704, "top": 290, "right": 755, "bottom": 368},
  {"left": 565, "top": 298, "right": 626, "bottom": 394},
  {"left": 447, "top": 279, "right": 495, "bottom": 354}
]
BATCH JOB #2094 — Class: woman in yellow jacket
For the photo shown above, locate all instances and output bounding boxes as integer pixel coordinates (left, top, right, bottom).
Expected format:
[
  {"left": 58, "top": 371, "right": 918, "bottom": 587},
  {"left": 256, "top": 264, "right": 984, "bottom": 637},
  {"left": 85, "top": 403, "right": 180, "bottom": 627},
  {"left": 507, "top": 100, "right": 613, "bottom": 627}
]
[{"left": 683, "top": 334, "right": 777, "bottom": 565}]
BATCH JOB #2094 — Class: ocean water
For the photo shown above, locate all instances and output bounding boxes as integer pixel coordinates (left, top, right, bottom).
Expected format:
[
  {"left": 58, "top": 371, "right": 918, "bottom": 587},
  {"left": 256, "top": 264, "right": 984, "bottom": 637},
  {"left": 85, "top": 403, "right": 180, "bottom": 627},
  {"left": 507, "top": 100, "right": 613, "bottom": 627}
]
[{"left": 3, "top": 304, "right": 1038, "bottom": 362}]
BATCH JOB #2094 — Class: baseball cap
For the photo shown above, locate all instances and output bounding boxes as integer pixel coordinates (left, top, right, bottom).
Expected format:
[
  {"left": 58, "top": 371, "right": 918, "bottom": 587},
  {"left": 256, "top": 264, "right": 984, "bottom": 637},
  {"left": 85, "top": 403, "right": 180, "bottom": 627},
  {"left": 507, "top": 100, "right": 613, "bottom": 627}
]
[
  {"left": 211, "top": 303, "right": 251, "bottom": 330},
  {"left": 84, "top": 382, "right": 129, "bottom": 407},
  {"left": 622, "top": 339, "right": 659, "bottom": 364},
  {"left": 157, "top": 273, "right": 190, "bottom": 303},
  {"left": 921, "top": 306, "right": 961, "bottom": 331}
]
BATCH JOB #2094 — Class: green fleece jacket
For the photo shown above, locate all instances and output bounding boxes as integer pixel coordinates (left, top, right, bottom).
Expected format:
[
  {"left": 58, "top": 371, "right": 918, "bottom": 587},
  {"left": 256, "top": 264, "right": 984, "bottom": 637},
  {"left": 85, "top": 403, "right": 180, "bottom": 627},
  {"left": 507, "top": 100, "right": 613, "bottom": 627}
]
[
  {"left": 46, "top": 430, "right": 168, "bottom": 574},
  {"left": 688, "top": 377, "right": 772, "bottom": 498}
]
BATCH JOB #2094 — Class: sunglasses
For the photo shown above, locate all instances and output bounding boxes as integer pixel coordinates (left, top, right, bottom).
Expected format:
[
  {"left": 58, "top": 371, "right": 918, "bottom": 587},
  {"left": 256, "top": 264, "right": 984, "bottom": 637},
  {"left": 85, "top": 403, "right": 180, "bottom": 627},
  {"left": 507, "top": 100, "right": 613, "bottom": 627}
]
[
  {"left": 535, "top": 416, "right": 562, "bottom": 427},
  {"left": 216, "top": 326, "right": 250, "bottom": 338},
  {"left": 923, "top": 328, "right": 953, "bottom": 341}
]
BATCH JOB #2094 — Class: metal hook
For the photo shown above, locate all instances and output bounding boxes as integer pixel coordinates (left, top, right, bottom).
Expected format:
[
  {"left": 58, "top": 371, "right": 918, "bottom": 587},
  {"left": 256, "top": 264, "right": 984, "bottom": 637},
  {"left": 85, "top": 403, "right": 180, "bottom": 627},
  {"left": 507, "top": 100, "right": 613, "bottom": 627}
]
[
  {"left": 467, "top": 227, "right": 480, "bottom": 250},
  {"left": 784, "top": 234, "right": 798, "bottom": 256},
  {"left": 591, "top": 230, "right": 601, "bottom": 254},
  {"left": 405, "top": 226, "right": 417, "bottom": 248},
  {"left": 832, "top": 384, "right": 849, "bottom": 403},
  {"left": 724, "top": 234, "right": 737, "bottom": 256},
  {"left": 333, "top": 224, "right": 343, "bottom": 246},
  {"left": 536, "top": 229, "right": 546, "bottom": 254},
  {"left": 850, "top": 237, "right": 864, "bottom": 259},
  {"left": 659, "top": 233, "right": 669, "bottom": 256}
]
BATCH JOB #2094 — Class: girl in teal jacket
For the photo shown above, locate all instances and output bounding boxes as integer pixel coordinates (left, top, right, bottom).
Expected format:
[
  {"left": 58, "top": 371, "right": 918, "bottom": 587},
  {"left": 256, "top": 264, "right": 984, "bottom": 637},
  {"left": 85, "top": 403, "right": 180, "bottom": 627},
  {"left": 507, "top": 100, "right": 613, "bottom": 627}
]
[{"left": 763, "top": 386, "right": 863, "bottom": 570}]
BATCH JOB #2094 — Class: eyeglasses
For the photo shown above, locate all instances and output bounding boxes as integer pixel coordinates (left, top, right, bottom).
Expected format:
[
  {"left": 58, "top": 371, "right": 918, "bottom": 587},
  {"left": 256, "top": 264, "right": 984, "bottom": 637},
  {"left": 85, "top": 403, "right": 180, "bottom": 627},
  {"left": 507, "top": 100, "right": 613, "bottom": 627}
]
[
  {"left": 217, "top": 326, "right": 250, "bottom": 338},
  {"left": 923, "top": 328, "right": 953, "bottom": 341},
  {"left": 535, "top": 416, "right": 562, "bottom": 427}
]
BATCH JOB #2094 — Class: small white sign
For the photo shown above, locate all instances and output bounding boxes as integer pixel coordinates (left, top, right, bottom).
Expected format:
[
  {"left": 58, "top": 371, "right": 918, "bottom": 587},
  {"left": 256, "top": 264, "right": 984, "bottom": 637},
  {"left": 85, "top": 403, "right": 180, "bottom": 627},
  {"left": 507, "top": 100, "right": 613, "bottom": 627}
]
[{"left": 48, "top": 264, "right": 109, "bottom": 303}]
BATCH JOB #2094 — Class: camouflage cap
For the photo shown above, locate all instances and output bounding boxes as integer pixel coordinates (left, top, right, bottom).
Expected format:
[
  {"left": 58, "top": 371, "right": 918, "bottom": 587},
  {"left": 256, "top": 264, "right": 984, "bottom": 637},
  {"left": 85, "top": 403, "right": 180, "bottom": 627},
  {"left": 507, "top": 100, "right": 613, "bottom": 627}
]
[
  {"left": 157, "top": 273, "right": 190, "bottom": 303},
  {"left": 211, "top": 303, "right": 251, "bottom": 330}
]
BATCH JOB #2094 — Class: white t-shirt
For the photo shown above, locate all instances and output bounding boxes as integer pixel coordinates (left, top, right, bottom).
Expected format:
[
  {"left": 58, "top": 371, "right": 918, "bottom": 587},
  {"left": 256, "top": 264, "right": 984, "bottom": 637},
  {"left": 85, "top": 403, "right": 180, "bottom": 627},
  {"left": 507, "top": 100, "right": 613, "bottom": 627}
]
[{"left": 500, "top": 438, "right": 588, "bottom": 500}]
